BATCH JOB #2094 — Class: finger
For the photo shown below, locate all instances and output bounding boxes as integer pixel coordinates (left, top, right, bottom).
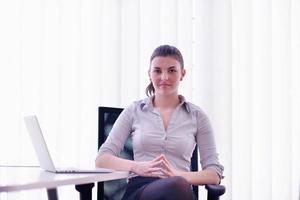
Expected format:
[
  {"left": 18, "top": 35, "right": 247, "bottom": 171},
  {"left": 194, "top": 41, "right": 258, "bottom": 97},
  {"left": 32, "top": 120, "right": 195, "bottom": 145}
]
[
  {"left": 149, "top": 160, "right": 164, "bottom": 168},
  {"left": 156, "top": 159, "right": 169, "bottom": 168},
  {"left": 144, "top": 173, "right": 156, "bottom": 177},
  {"left": 148, "top": 168, "right": 164, "bottom": 177},
  {"left": 157, "top": 174, "right": 168, "bottom": 178},
  {"left": 144, "top": 168, "right": 160, "bottom": 177},
  {"left": 152, "top": 154, "right": 165, "bottom": 162},
  {"left": 147, "top": 167, "right": 162, "bottom": 173},
  {"left": 160, "top": 155, "right": 172, "bottom": 166},
  {"left": 159, "top": 168, "right": 172, "bottom": 177},
  {"left": 152, "top": 155, "right": 170, "bottom": 168},
  {"left": 160, "top": 160, "right": 171, "bottom": 171}
]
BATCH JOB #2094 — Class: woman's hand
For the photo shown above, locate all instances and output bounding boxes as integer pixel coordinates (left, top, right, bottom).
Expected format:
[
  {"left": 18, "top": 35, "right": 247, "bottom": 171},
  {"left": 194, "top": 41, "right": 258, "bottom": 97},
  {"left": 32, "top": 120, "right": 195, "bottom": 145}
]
[
  {"left": 156, "top": 154, "right": 181, "bottom": 178},
  {"left": 131, "top": 155, "right": 165, "bottom": 177},
  {"left": 157, "top": 154, "right": 221, "bottom": 185},
  {"left": 131, "top": 154, "right": 183, "bottom": 178}
]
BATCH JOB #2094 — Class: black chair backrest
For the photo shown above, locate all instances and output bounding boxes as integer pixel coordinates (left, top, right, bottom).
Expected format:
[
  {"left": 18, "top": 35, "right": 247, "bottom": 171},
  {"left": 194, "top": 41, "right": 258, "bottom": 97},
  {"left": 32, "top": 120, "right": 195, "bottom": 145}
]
[{"left": 98, "top": 106, "right": 198, "bottom": 200}]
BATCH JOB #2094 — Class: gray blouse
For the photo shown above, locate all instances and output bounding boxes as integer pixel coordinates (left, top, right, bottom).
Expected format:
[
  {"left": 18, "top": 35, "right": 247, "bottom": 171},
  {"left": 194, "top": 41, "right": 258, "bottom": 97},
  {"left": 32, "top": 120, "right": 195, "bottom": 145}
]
[{"left": 97, "top": 95, "right": 224, "bottom": 178}]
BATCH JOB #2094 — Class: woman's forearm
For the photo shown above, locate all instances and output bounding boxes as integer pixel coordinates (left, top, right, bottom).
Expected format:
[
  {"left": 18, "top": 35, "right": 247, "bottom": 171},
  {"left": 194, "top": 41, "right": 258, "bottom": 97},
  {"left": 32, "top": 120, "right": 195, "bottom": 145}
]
[
  {"left": 95, "top": 153, "right": 136, "bottom": 171},
  {"left": 178, "top": 169, "right": 220, "bottom": 185}
]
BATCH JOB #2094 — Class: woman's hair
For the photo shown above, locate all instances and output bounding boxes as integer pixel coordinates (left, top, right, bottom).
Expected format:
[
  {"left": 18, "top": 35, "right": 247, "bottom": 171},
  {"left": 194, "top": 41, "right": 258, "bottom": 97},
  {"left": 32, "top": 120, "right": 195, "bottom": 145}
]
[{"left": 145, "top": 45, "right": 184, "bottom": 97}]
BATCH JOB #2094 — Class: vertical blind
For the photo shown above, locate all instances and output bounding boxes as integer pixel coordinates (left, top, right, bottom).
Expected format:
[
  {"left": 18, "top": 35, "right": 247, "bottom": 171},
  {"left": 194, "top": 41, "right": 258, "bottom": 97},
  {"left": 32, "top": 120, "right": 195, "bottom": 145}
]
[{"left": 0, "top": 0, "right": 299, "bottom": 199}]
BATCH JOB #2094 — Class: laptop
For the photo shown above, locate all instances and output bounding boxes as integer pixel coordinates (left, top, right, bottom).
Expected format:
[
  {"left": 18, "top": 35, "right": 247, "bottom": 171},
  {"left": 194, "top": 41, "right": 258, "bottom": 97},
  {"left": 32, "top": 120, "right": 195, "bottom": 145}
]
[{"left": 24, "top": 115, "right": 113, "bottom": 173}]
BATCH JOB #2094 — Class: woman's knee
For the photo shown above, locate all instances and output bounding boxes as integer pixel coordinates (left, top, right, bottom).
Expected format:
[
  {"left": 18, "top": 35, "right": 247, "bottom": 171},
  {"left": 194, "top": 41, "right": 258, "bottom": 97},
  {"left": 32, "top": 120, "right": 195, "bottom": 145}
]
[
  {"left": 139, "top": 176, "right": 194, "bottom": 200},
  {"left": 168, "top": 176, "right": 190, "bottom": 189}
]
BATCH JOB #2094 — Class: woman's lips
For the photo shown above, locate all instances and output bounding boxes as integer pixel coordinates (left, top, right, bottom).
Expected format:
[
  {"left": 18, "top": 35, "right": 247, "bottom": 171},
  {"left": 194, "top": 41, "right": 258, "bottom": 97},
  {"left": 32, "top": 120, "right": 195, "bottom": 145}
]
[{"left": 159, "top": 83, "right": 171, "bottom": 87}]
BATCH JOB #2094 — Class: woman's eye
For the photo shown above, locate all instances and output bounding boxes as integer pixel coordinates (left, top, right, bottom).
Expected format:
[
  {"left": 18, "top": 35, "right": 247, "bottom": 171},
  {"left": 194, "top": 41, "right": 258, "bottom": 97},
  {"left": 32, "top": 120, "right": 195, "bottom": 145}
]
[
  {"left": 169, "top": 69, "right": 177, "bottom": 73},
  {"left": 153, "top": 69, "right": 161, "bottom": 73}
]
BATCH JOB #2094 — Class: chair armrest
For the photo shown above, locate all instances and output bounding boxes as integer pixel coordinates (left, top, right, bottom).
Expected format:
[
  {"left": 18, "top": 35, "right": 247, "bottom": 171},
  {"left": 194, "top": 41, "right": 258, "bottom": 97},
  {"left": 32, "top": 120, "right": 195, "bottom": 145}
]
[{"left": 205, "top": 184, "right": 225, "bottom": 200}]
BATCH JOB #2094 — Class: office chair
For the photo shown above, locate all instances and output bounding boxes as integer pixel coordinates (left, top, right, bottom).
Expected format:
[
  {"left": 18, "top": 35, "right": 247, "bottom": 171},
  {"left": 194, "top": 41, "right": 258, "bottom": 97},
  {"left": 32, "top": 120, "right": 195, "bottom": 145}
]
[{"left": 97, "top": 106, "right": 225, "bottom": 200}]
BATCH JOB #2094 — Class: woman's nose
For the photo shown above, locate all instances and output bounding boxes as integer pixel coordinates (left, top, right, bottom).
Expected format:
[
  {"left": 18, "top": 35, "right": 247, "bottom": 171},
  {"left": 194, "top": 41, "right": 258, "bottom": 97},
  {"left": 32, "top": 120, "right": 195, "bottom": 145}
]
[{"left": 161, "top": 72, "right": 168, "bottom": 80}]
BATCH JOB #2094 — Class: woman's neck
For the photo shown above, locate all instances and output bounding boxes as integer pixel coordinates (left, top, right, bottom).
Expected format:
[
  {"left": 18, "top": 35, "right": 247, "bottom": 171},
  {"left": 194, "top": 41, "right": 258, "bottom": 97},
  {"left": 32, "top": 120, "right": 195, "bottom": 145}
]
[{"left": 153, "top": 94, "right": 180, "bottom": 109}]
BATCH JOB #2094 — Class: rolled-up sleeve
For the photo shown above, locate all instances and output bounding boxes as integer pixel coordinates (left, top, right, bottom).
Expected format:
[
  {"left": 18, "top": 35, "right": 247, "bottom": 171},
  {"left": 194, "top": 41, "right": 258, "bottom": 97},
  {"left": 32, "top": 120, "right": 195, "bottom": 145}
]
[
  {"left": 196, "top": 110, "right": 224, "bottom": 179},
  {"left": 96, "top": 104, "right": 134, "bottom": 158}
]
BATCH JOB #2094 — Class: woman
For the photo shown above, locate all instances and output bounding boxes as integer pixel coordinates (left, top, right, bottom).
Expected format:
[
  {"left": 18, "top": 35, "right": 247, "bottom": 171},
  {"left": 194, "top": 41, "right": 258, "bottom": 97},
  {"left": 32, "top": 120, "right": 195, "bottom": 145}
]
[{"left": 96, "top": 45, "right": 223, "bottom": 200}]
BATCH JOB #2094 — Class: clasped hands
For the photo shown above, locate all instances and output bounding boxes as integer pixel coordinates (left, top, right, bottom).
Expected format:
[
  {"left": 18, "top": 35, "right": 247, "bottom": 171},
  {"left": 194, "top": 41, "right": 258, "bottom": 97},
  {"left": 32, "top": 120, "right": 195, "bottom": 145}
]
[{"left": 133, "top": 154, "right": 180, "bottom": 178}]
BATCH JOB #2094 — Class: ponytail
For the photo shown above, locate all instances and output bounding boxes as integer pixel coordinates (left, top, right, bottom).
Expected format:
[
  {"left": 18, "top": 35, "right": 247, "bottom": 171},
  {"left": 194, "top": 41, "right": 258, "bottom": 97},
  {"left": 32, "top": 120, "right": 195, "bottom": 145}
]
[{"left": 145, "top": 82, "right": 155, "bottom": 97}]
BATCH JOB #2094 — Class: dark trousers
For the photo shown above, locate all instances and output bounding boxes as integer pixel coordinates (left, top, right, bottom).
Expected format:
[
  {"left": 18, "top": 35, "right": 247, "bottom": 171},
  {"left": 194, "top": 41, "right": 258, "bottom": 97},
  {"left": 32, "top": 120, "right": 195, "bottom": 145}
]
[{"left": 121, "top": 176, "right": 196, "bottom": 200}]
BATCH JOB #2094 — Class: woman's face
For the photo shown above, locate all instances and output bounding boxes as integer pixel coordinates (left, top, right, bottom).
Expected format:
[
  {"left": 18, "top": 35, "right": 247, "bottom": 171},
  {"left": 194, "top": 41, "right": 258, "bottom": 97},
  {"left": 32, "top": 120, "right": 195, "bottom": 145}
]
[{"left": 148, "top": 56, "right": 185, "bottom": 96}]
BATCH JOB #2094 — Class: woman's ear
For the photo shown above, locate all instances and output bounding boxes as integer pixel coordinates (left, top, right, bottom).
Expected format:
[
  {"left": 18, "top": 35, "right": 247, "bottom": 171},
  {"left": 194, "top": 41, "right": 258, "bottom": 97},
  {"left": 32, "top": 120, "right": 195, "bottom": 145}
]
[{"left": 180, "top": 69, "right": 186, "bottom": 81}]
